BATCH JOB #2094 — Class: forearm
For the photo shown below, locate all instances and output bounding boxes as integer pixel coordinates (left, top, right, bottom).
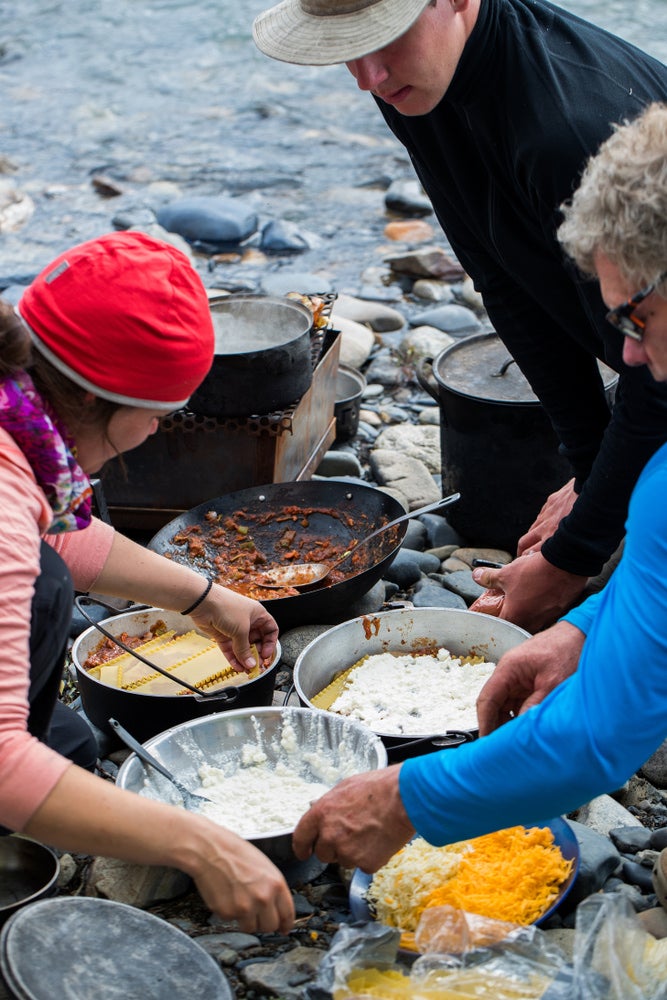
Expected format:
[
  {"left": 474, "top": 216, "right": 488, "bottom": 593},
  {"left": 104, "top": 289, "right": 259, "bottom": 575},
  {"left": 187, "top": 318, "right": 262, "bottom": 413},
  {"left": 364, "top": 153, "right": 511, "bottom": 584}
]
[
  {"left": 24, "top": 765, "right": 227, "bottom": 875},
  {"left": 91, "top": 531, "right": 212, "bottom": 612}
]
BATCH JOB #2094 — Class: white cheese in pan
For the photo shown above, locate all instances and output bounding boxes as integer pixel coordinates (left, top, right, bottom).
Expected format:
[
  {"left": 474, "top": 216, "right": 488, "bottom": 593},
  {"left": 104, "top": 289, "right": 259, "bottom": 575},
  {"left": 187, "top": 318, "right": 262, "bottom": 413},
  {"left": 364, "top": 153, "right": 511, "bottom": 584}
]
[{"left": 328, "top": 648, "right": 496, "bottom": 734}]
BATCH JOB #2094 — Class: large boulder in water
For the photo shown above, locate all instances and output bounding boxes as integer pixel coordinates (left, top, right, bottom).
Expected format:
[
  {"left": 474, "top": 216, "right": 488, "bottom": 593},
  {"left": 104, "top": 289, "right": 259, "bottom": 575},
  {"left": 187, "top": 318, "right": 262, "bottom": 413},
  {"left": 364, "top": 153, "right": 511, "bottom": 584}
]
[{"left": 156, "top": 196, "right": 258, "bottom": 252}]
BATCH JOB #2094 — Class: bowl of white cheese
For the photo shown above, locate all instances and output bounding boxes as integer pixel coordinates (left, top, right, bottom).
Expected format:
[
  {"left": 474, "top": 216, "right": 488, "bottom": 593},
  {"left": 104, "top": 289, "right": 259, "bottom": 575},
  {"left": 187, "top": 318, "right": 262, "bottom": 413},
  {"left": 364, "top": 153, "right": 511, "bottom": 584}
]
[
  {"left": 115, "top": 706, "right": 388, "bottom": 865},
  {"left": 293, "top": 608, "right": 531, "bottom": 759}
]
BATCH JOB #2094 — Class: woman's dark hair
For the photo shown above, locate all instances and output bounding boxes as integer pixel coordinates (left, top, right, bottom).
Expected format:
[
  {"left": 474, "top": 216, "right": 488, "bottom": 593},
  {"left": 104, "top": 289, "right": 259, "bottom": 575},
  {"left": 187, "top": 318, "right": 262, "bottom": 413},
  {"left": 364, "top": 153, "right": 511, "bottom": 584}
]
[
  {"left": 1, "top": 297, "right": 121, "bottom": 434},
  {"left": 0, "top": 299, "right": 32, "bottom": 375}
]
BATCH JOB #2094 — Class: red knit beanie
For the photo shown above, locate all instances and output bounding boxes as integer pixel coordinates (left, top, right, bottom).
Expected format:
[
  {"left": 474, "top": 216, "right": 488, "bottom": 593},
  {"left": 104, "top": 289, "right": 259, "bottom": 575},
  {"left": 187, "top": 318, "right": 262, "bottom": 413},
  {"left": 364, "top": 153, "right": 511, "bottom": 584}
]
[{"left": 18, "top": 231, "right": 214, "bottom": 409}]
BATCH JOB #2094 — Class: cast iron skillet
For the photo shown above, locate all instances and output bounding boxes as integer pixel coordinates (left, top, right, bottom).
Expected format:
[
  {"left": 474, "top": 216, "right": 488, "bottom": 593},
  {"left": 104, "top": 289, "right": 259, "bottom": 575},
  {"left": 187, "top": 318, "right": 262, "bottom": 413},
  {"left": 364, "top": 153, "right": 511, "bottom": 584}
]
[{"left": 147, "top": 481, "right": 408, "bottom": 630}]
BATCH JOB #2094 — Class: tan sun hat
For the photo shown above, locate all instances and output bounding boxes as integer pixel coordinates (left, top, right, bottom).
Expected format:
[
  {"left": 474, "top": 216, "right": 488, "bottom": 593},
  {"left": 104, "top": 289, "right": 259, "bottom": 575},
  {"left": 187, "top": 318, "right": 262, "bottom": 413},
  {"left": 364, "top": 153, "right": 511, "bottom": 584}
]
[{"left": 253, "top": 0, "right": 432, "bottom": 66}]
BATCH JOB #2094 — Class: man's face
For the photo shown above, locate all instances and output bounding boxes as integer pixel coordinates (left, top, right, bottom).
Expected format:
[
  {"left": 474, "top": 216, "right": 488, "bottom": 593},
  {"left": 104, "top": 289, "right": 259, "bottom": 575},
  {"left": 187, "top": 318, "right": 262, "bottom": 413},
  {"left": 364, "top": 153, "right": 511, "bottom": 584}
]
[
  {"left": 345, "top": 1, "right": 475, "bottom": 116},
  {"left": 596, "top": 252, "right": 667, "bottom": 382}
]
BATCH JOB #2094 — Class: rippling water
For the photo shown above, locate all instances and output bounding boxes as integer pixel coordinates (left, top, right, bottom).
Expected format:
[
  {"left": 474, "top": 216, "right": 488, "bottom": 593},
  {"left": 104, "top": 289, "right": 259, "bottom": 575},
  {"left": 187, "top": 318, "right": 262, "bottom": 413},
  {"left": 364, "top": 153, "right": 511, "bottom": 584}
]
[{"left": 1, "top": 0, "right": 666, "bottom": 283}]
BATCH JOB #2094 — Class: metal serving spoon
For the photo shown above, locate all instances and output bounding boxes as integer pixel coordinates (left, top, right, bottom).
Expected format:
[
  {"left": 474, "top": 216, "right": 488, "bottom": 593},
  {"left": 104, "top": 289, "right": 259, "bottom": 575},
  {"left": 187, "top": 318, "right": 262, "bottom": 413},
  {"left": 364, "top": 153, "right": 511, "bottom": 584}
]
[
  {"left": 109, "top": 718, "right": 214, "bottom": 813},
  {"left": 257, "top": 492, "right": 461, "bottom": 590}
]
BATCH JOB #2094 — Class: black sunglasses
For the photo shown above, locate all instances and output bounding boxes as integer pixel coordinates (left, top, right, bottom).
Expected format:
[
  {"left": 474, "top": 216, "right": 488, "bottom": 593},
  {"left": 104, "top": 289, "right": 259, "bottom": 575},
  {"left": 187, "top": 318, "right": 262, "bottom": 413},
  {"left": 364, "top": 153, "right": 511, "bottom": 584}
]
[{"left": 606, "top": 273, "right": 667, "bottom": 341}]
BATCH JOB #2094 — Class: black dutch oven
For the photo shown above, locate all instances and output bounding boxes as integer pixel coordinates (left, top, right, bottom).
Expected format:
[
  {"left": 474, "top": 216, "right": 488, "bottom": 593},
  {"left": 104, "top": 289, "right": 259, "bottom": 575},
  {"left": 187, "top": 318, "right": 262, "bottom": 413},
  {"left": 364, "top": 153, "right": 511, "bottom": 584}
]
[
  {"left": 146, "top": 481, "right": 408, "bottom": 631},
  {"left": 188, "top": 294, "right": 314, "bottom": 418},
  {"left": 71, "top": 604, "right": 281, "bottom": 743}
]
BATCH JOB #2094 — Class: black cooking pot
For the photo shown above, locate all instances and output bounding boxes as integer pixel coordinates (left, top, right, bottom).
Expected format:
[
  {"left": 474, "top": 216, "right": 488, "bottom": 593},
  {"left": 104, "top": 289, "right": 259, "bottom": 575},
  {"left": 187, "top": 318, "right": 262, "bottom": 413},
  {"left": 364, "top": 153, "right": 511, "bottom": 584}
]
[
  {"left": 188, "top": 294, "right": 314, "bottom": 418},
  {"left": 147, "top": 481, "right": 408, "bottom": 630},
  {"left": 71, "top": 606, "right": 281, "bottom": 743},
  {"left": 417, "top": 333, "right": 617, "bottom": 553}
]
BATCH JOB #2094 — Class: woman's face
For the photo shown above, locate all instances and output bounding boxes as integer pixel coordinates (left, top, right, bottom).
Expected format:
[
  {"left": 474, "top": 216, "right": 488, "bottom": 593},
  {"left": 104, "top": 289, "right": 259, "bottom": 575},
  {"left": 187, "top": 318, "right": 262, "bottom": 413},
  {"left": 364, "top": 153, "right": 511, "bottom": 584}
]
[{"left": 74, "top": 406, "right": 170, "bottom": 475}]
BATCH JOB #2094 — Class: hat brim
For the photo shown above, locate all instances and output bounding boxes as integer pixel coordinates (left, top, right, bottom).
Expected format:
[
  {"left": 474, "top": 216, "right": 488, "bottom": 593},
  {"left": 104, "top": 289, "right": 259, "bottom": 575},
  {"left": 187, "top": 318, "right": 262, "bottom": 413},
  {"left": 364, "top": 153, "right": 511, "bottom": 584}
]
[{"left": 253, "top": 0, "right": 431, "bottom": 66}]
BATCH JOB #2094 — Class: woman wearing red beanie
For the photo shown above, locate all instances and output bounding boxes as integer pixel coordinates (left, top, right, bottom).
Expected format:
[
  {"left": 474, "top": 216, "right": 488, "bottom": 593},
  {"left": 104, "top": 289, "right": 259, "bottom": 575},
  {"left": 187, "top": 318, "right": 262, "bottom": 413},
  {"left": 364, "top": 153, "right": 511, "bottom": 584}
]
[{"left": 0, "top": 231, "right": 294, "bottom": 933}]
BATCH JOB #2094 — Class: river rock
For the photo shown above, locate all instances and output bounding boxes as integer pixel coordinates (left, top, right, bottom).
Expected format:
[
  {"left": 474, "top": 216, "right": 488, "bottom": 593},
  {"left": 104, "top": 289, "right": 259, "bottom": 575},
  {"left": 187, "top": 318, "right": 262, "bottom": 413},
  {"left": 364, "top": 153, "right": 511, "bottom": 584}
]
[
  {"left": 260, "top": 219, "right": 310, "bottom": 254},
  {"left": 332, "top": 314, "right": 376, "bottom": 368},
  {"left": 332, "top": 292, "right": 405, "bottom": 332},
  {"left": 85, "top": 857, "right": 191, "bottom": 908},
  {"left": 439, "top": 569, "right": 485, "bottom": 604},
  {"left": 363, "top": 351, "right": 407, "bottom": 387},
  {"left": 374, "top": 424, "right": 441, "bottom": 474},
  {"left": 259, "top": 270, "right": 334, "bottom": 296},
  {"left": 384, "top": 219, "right": 435, "bottom": 242},
  {"left": 563, "top": 820, "right": 622, "bottom": 907},
  {"left": 382, "top": 550, "right": 423, "bottom": 589},
  {"left": 369, "top": 450, "right": 440, "bottom": 509},
  {"left": 639, "top": 738, "right": 667, "bottom": 788},
  {"left": 411, "top": 279, "right": 456, "bottom": 303},
  {"left": 411, "top": 579, "right": 467, "bottom": 609},
  {"left": 409, "top": 302, "right": 482, "bottom": 336},
  {"left": 241, "top": 945, "right": 324, "bottom": 998},
  {"left": 0, "top": 181, "right": 34, "bottom": 233},
  {"left": 156, "top": 195, "right": 258, "bottom": 250},
  {"left": 460, "top": 275, "right": 485, "bottom": 312},
  {"left": 402, "top": 324, "right": 455, "bottom": 361},
  {"left": 385, "top": 246, "right": 466, "bottom": 281},
  {"left": 384, "top": 179, "right": 433, "bottom": 217},
  {"left": 452, "top": 546, "right": 513, "bottom": 567},
  {"left": 574, "top": 793, "right": 644, "bottom": 835}
]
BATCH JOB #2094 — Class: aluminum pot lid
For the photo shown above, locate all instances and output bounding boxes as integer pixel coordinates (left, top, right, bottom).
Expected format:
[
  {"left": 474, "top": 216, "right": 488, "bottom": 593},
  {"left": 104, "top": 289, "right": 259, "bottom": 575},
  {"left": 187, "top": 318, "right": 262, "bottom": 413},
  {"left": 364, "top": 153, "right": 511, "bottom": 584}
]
[
  {"left": 0, "top": 897, "right": 234, "bottom": 1000},
  {"left": 434, "top": 332, "right": 617, "bottom": 404},
  {"left": 210, "top": 294, "right": 312, "bottom": 356}
]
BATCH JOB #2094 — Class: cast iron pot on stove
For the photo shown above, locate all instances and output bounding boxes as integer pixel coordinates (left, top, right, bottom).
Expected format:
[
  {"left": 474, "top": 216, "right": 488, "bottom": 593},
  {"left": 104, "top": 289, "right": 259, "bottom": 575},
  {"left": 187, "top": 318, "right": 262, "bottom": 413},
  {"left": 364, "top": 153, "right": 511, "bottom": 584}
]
[
  {"left": 146, "top": 480, "right": 409, "bottom": 631},
  {"left": 188, "top": 294, "right": 314, "bottom": 418}
]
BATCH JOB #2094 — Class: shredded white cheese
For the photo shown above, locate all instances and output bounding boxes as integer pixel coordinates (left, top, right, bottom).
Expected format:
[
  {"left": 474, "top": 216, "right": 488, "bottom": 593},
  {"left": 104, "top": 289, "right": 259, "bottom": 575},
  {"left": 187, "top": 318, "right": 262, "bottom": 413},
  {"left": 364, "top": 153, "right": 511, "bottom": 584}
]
[{"left": 329, "top": 648, "right": 496, "bottom": 734}]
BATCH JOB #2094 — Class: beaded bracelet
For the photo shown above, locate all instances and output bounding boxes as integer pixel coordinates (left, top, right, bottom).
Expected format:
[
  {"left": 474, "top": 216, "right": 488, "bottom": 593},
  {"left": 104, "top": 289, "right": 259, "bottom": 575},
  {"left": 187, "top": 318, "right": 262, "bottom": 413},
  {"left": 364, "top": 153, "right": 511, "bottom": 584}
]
[{"left": 180, "top": 578, "right": 213, "bottom": 616}]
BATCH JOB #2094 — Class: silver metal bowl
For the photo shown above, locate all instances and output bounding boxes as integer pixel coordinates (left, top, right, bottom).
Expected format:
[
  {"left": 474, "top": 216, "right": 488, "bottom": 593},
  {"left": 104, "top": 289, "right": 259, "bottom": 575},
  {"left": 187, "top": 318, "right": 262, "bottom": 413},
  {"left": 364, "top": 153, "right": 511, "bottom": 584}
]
[
  {"left": 293, "top": 607, "right": 531, "bottom": 746},
  {"left": 115, "top": 706, "right": 387, "bottom": 866}
]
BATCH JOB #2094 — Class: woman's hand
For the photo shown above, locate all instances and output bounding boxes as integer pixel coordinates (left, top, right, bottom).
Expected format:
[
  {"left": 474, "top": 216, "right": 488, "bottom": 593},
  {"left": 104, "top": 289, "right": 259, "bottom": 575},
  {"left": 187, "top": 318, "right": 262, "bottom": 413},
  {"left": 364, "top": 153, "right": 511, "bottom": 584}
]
[
  {"left": 517, "top": 479, "right": 578, "bottom": 555},
  {"left": 189, "top": 585, "right": 279, "bottom": 672}
]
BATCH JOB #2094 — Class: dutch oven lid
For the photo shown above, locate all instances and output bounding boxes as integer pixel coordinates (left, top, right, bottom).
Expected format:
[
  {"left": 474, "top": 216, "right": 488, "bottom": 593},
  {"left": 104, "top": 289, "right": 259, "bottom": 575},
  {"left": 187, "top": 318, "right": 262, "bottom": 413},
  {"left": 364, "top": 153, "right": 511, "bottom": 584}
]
[
  {"left": 0, "top": 897, "right": 234, "bottom": 999},
  {"left": 435, "top": 332, "right": 617, "bottom": 404},
  {"left": 210, "top": 294, "right": 312, "bottom": 357}
]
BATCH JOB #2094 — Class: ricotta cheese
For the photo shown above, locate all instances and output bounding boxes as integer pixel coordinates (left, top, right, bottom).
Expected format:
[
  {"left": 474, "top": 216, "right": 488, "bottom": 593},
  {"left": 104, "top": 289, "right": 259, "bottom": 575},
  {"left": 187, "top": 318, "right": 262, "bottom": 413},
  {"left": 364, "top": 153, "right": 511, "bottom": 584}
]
[{"left": 328, "top": 648, "right": 496, "bottom": 734}]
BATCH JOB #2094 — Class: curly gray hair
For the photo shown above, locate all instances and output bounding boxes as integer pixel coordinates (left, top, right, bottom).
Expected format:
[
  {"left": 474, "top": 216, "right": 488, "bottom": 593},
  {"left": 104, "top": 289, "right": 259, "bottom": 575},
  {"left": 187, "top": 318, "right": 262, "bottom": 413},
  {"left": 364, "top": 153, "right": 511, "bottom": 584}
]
[{"left": 558, "top": 102, "right": 667, "bottom": 293}]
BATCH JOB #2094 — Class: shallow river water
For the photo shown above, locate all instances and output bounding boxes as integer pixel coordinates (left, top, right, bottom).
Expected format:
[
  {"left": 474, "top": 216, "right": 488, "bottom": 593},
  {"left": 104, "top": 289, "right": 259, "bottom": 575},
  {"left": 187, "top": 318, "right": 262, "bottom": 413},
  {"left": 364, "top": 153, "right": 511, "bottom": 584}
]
[{"left": 1, "top": 0, "right": 667, "bottom": 285}]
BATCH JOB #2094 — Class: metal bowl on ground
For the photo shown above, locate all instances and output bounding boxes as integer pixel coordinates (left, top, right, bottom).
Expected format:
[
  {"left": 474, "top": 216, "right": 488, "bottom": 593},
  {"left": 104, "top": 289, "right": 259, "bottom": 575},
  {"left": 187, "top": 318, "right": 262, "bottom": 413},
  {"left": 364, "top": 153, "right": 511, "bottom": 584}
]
[
  {"left": 293, "top": 607, "right": 531, "bottom": 761},
  {"left": 0, "top": 838, "right": 59, "bottom": 926},
  {"left": 146, "top": 480, "right": 408, "bottom": 630},
  {"left": 115, "top": 706, "right": 388, "bottom": 867},
  {"left": 71, "top": 607, "right": 281, "bottom": 744}
]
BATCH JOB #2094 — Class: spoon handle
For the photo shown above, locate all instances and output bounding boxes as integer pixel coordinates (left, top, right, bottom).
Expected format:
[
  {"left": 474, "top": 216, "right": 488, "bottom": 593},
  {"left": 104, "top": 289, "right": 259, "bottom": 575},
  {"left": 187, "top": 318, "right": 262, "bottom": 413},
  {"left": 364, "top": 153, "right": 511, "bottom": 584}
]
[
  {"left": 339, "top": 491, "right": 461, "bottom": 562},
  {"left": 109, "top": 717, "right": 179, "bottom": 786}
]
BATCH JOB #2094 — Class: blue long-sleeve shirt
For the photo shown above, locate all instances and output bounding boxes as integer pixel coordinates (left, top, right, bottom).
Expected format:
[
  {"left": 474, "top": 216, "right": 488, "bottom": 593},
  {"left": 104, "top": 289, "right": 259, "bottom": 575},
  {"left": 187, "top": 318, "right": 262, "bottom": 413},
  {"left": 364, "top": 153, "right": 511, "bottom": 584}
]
[{"left": 400, "top": 442, "right": 667, "bottom": 843}]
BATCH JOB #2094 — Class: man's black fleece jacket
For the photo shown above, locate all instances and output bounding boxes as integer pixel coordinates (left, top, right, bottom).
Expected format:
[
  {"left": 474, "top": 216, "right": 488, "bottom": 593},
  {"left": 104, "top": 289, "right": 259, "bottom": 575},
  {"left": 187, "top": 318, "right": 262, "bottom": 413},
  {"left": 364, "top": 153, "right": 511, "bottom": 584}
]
[{"left": 377, "top": 0, "right": 667, "bottom": 576}]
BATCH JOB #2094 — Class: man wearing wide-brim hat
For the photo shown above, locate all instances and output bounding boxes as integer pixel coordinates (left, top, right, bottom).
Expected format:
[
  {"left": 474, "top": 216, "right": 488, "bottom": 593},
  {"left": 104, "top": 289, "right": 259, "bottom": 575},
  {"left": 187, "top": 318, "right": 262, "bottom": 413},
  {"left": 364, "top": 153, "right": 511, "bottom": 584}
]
[{"left": 253, "top": 0, "right": 667, "bottom": 635}]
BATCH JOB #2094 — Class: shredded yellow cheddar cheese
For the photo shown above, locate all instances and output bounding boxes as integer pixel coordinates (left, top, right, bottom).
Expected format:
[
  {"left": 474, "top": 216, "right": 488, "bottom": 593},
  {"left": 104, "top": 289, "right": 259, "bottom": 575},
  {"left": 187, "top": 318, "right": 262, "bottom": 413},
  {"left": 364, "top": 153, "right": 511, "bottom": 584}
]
[{"left": 367, "top": 826, "right": 573, "bottom": 941}]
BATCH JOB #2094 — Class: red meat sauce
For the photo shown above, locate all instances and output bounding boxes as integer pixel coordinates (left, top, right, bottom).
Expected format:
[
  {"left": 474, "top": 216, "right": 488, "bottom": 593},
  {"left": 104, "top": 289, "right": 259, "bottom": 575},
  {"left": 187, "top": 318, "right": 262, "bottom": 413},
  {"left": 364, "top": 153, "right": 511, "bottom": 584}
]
[{"left": 166, "top": 505, "right": 396, "bottom": 601}]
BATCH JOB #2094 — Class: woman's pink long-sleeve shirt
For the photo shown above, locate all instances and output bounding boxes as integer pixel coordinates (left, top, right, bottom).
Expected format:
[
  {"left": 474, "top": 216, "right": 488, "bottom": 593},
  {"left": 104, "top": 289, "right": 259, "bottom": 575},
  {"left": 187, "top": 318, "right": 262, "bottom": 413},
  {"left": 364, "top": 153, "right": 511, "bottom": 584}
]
[{"left": 0, "top": 427, "right": 114, "bottom": 829}]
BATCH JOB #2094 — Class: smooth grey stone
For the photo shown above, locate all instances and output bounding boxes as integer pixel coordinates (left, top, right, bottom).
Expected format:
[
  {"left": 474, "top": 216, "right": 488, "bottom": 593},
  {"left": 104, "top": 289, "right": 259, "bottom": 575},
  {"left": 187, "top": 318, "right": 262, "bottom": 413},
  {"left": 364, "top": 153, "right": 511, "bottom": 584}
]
[
  {"left": 621, "top": 859, "right": 655, "bottom": 893},
  {"left": 439, "top": 569, "right": 485, "bottom": 604},
  {"left": 363, "top": 355, "right": 406, "bottom": 388},
  {"left": 111, "top": 206, "right": 158, "bottom": 229},
  {"left": 420, "top": 512, "right": 462, "bottom": 548},
  {"left": 339, "top": 579, "right": 386, "bottom": 620},
  {"left": 574, "top": 793, "right": 643, "bottom": 834},
  {"left": 260, "top": 270, "right": 333, "bottom": 296},
  {"left": 639, "top": 738, "right": 667, "bottom": 788},
  {"left": 649, "top": 826, "right": 667, "bottom": 850},
  {"left": 563, "top": 820, "right": 622, "bottom": 908},
  {"left": 382, "top": 550, "right": 422, "bottom": 589},
  {"left": 278, "top": 625, "right": 334, "bottom": 669},
  {"left": 609, "top": 826, "right": 653, "bottom": 854},
  {"left": 260, "top": 219, "right": 309, "bottom": 254},
  {"left": 384, "top": 178, "right": 433, "bottom": 217},
  {"left": 156, "top": 195, "right": 258, "bottom": 249},
  {"left": 411, "top": 580, "right": 467, "bottom": 609},
  {"left": 409, "top": 302, "right": 482, "bottom": 335},
  {"left": 315, "top": 451, "right": 364, "bottom": 478},
  {"left": 403, "top": 519, "right": 427, "bottom": 550},
  {"left": 398, "top": 547, "right": 441, "bottom": 574}
]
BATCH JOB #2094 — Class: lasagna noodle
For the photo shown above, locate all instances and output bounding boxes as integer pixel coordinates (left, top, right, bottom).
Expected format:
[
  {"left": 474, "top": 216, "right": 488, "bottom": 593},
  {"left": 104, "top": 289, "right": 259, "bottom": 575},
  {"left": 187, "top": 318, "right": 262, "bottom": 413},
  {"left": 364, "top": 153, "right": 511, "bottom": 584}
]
[{"left": 95, "top": 631, "right": 178, "bottom": 686}]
